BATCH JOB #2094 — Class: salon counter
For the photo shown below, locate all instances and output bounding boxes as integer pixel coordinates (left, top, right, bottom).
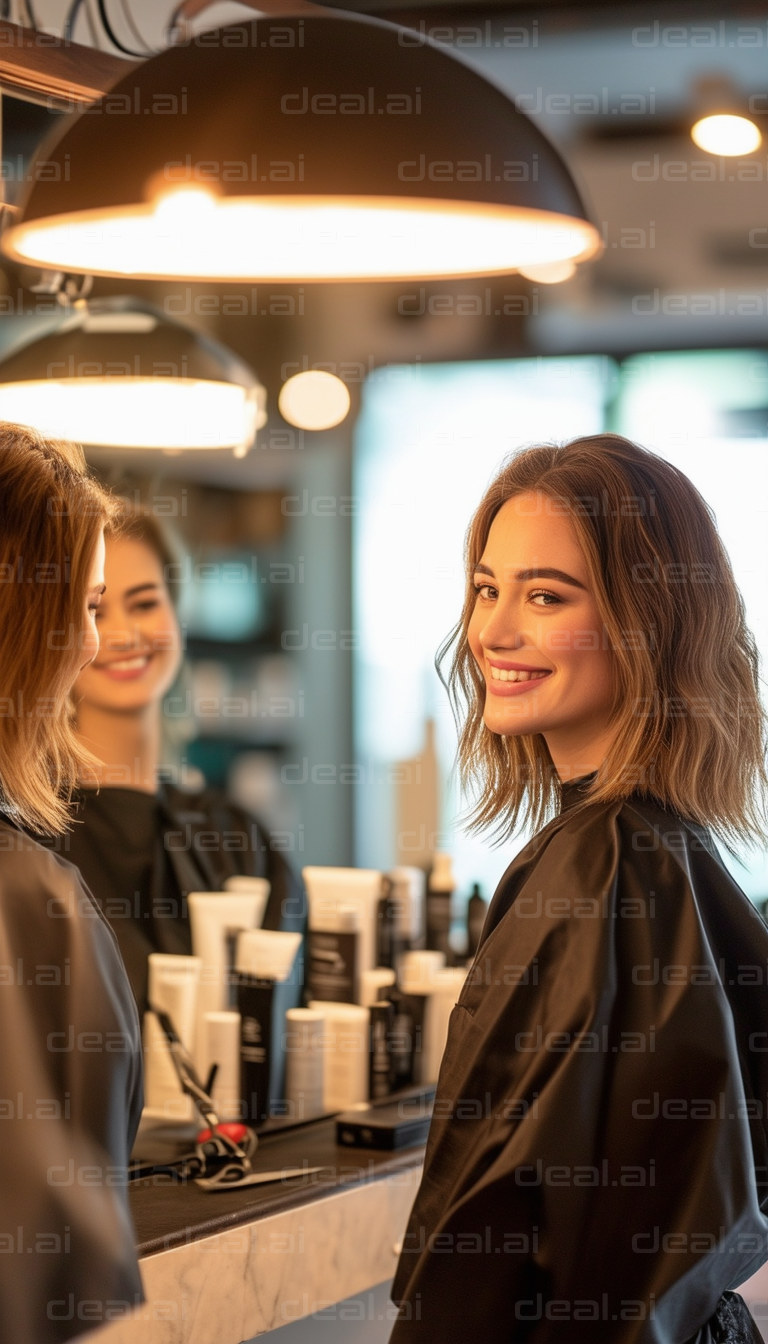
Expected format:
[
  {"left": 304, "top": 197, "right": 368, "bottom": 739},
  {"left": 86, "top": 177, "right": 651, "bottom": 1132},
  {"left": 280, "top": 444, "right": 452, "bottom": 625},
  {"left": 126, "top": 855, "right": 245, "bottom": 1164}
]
[{"left": 93, "top": 1114, "right": 425, "bottom": 1344}]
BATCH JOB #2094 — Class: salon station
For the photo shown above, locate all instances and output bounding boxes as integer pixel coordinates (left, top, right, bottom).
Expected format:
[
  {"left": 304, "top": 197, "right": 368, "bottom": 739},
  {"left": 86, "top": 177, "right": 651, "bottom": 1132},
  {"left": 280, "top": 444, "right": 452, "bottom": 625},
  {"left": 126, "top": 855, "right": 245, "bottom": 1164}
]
[{"left": 1, "top": 0, "right": 768, "bottom": 1341}]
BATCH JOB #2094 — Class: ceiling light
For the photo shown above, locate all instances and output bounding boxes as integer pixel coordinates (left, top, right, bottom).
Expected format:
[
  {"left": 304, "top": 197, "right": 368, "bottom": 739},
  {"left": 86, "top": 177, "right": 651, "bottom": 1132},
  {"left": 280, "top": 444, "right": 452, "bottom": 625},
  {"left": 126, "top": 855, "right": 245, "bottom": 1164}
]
[
  {"left": 1, "top": 14, "right": 601, "bottom": 283},
  {"left": 517, "top": 259, "right": 577, "bottom": 284},
  {"left": 691, "top": 113, "right": 761, "bottom": 156},
  {"left": 0, "top": 297, "right": 266, "bottom": 454},
  {"left": 279, "top": 371, "right": 351, "bottom": 430}
]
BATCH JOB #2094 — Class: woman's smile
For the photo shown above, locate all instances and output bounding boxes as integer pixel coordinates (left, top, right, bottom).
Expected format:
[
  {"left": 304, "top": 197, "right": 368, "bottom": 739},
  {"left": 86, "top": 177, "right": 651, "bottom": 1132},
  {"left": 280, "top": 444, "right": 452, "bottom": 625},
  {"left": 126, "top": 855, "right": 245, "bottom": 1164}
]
[
  {"left": 486, "top": 661, "right": 553, "bottom": 694},
  {"left": 93, "top": 652, "right": 154, "bottom": 681}
]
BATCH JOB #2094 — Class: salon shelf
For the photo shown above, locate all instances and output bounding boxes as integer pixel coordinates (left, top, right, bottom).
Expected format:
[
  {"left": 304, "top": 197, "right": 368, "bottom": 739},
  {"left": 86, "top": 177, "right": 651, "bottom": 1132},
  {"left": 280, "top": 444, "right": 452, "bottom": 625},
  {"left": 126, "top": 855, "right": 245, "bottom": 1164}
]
[
  {"left": 129, "top": 1110, "right": 425, "bottom": 1256},
  {"left": 97, "top": 1114, "right": 425, "bottom": 1344}
]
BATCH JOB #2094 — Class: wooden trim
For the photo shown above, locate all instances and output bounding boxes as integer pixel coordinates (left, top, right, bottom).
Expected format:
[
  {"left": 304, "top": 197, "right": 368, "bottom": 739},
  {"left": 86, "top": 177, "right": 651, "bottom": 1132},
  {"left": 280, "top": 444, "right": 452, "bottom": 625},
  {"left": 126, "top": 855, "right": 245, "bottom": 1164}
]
[{"left": 0, "top": 21, "right": 138, "bottom": 109}]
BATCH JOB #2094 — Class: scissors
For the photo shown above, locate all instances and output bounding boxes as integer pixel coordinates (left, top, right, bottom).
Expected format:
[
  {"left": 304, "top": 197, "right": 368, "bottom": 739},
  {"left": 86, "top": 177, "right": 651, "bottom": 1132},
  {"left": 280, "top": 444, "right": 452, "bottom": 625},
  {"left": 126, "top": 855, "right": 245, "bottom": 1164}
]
[{"left": 151, "top": 1007, "right": 323, "bottom": 1192}]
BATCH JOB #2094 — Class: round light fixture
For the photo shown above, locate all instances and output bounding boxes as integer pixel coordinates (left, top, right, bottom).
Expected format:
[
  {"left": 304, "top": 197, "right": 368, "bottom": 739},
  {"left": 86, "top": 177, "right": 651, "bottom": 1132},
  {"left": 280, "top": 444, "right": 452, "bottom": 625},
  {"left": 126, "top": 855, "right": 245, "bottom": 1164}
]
[
  {"left": 691, "top": 113, "right": 761, "bottom": 156},
  {"left": 1, "top": 14, "right": 601, "bottom": 283},
  {"left": 0, "top": 297, "right": 266, "bottom": 453},
  {"left": 278, "top": 370, "right": 351, "bottom": 430},
  {"left": 517, "top": 259, "right": 577, "bottom": 284}
]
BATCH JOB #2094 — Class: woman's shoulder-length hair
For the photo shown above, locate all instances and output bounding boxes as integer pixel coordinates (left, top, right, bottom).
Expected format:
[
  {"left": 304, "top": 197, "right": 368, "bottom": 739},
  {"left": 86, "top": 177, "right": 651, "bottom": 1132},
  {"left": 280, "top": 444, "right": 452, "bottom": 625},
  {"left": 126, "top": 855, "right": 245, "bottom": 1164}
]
[
  {"left": 0, "top": 422, "right": 118, "bottom": 835},
  {"left": 441, "top": 432, "right": 768, "bottom": 852}
]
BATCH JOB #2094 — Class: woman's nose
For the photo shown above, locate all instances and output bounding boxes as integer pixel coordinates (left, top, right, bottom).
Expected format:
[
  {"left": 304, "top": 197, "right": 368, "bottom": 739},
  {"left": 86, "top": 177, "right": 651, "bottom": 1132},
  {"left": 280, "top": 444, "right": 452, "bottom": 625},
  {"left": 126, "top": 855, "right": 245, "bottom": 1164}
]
[
  {"left": 101, "top": 626, "right": 139, "bottom": 651},
  {"left": 479, "top": 597, "right": 521, "bottom": 652}
]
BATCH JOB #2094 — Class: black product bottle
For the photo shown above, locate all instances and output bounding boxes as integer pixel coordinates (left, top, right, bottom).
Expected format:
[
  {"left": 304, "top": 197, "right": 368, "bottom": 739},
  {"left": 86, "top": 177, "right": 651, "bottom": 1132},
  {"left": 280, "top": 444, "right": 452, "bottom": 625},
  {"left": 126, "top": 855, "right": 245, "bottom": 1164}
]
[
  {"left": 376, "top": 876, "right": 403, "bottom": 970},
  {"left": 466, "top": 883, "right": 488, "bottom": 960},
  {"left": 369, "top": 999, "right": 395, "bottom": 1100},
  {"left": 425, "top": 853, "right": 454, "bottom": 963},
  {"left": 382, "top": 984, "right": 417, "bottom": 1090}
]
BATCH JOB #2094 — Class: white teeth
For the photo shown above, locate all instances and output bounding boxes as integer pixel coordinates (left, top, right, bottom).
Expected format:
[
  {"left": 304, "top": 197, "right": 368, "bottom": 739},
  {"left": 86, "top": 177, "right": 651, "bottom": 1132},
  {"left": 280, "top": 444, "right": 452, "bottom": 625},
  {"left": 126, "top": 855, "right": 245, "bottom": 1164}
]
[
  {"left": 489, "top": 667, "right": 548, "bottom": 683},
  {"left": 108, "top": 656, "right": 149, "bottom": 671}
]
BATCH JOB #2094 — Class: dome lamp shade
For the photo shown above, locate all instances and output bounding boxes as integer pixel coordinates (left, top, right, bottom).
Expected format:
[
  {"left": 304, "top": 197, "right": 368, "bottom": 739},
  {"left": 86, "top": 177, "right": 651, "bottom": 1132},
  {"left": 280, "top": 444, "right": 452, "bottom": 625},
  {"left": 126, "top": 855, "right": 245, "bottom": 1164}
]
[
  {"left": 0, "top": 297, "right": 266, "bottom": 453},
  {"left": 1, "top": 13, "right": 601, "bottom": 283}
]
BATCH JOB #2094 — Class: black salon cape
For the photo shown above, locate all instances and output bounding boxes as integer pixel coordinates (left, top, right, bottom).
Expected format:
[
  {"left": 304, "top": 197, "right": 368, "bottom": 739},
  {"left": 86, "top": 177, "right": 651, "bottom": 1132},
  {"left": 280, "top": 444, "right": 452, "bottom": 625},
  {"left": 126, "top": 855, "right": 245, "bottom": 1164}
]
[
  {"left": 390, "top": 783, "right": 768, "bottom": 1343},
  {"left": 0, "top": 819, "right": 143, "bottom": 1344},
  {"left": 39, "top": 782, "right": 307, "bottom": 1016}
]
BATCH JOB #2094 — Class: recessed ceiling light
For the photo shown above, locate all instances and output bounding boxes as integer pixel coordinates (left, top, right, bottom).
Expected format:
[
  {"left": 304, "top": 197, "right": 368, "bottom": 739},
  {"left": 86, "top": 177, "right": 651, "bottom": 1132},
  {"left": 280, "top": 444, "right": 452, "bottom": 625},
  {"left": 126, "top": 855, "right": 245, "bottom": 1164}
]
[
  {"left": 278, "top": 371, "right": 351, "bottom": 430},
  {"left": 691, "top": 113, "right": 761, "bottom": 157}
]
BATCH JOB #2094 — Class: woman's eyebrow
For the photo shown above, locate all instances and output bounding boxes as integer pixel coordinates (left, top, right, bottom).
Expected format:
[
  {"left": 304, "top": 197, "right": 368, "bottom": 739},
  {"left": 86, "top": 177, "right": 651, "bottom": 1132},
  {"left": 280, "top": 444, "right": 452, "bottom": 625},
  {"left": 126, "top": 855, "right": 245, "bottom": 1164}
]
[
  {"left": 124, "top": 582, "right": 160, "bottom": 598},
  {"left": 473, "top": 563, "right": 586, "bottom": 591}
]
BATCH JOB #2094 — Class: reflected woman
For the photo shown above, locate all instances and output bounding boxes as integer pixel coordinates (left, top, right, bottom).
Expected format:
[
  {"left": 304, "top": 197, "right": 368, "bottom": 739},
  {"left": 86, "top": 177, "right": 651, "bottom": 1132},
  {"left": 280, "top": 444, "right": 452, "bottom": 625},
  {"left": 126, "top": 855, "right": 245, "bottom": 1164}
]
[
  {"left": 53, "top": 509, "right": 304, "bottom": 1016},
  {"left": 0, "top": 425, "right": 142, "bottom": 1341},
  {"left": 391, "top": 434, "right": 768, "bottom": 1343}
]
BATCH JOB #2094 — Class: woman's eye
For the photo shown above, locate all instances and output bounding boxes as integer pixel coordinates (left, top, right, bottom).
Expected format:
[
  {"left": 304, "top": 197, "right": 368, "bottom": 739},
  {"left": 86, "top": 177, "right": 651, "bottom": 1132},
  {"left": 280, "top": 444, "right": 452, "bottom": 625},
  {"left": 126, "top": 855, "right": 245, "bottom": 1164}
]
[
  {"left": 474, "top": 583, "right": 497, "bottom": 601},
  {"left": 530, "top": 589, "right": 562, "bottom": 607},
  {"left": 131, "top": 600, "right": 160, "bottom": 613}
]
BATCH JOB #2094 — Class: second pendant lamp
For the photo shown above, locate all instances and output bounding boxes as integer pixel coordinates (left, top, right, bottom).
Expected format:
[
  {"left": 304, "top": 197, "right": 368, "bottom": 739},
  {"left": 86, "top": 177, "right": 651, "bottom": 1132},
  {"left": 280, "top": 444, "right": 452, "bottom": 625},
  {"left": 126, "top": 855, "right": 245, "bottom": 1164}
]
[
  {"left": 0, "top": 296, "right": 267, "bottom": 454},
  {"left": 2, "top": 12, "right": 601, "bottom": 284}
]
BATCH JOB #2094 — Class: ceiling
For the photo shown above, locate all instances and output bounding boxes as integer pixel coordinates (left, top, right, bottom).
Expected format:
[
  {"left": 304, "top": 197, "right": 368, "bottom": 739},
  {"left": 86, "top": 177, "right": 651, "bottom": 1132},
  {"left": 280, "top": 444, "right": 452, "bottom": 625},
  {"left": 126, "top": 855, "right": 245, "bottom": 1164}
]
[{"left": 1, "top": 0, "right": 766, "bottom": 485}]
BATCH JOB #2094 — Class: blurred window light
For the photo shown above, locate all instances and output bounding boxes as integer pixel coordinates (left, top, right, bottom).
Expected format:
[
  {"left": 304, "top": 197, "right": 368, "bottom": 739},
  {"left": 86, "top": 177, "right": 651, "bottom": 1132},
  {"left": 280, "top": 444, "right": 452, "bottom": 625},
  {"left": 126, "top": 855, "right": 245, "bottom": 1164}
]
[{"left": 614, "top": 348, "right": 768, "bottom": 902}]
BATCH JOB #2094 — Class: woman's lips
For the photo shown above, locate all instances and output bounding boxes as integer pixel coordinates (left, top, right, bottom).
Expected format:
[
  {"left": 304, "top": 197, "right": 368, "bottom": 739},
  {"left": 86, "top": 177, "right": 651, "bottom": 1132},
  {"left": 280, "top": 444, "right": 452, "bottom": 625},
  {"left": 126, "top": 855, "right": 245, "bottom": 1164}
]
[
  {"left": 486, "top": 667, "right": 552, "bottom": 697},
  {"left": 94, "top": 654, "right": 152, "bottom": 682}
]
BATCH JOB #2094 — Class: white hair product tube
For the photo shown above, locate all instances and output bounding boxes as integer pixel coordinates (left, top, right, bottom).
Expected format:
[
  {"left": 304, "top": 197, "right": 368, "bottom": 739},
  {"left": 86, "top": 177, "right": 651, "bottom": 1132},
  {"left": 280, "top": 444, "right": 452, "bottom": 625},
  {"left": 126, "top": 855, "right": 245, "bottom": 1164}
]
[
  {"left": 143, "top": 953, "right": 201, "bottom": 1120},
  {"left": 388, "top": 867, "right": 426, "bottom": 949},
  {"left": 283, "top": 1007, "right": 325, "bottom": 1120},
  {"left": 202, "top": 1010, "right": 242, "bottom": 1122},
  {"left": 308, "top": 1000, "right": 370, "bottom": 1112}
]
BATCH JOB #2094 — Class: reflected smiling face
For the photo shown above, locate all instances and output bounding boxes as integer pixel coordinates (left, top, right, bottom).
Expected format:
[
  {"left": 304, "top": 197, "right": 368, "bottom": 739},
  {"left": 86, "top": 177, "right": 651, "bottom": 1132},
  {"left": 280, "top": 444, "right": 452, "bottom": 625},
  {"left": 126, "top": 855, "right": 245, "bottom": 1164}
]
[
  {"left": 73, "top": 534, "right": 182, "bottom": 714},
  {"left": 467, "top": 491, "right": 616, "bottom": 775},
  {"left": 77, "top": 528, "right": 106, "bottom": 680}
]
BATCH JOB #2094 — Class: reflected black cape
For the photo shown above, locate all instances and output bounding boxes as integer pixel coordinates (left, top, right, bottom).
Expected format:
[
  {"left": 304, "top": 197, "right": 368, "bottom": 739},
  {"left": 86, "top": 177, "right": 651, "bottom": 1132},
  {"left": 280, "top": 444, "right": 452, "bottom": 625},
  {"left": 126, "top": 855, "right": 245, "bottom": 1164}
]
[
  {"left": 0, "top": 820, "right": 143, "bottom": 1344},
  {"left": 39, "top": 782, "right": 307, "bottom": 1017},
  {"left": 390, "top": 785, "right": 768, "bottom": 1343}
]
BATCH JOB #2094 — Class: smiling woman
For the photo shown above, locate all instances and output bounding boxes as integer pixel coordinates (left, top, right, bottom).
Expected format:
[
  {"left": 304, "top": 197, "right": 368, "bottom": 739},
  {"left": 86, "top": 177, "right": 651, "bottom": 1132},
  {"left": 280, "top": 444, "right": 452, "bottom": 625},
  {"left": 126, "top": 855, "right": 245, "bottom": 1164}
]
[
  {"left": 447, "top": 434, "right": 768, "bottom": 845},
  {"left": 43, "top": 508, "right": 305, "bottom": 1018},
  {"left": 391, "top": 434, "right": 768, "bottom": 1344}
]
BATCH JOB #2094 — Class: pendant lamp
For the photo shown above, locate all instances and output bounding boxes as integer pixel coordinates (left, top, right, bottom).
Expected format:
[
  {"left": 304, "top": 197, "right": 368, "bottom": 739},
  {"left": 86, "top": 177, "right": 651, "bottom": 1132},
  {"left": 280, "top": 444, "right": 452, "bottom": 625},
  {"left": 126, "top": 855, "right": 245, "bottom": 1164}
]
[
  {"left": 1, "top": 13, "right": 601, "bottom": 283},
  {"left": 0, "top": 296, "right": 266, "bottom": 454}
]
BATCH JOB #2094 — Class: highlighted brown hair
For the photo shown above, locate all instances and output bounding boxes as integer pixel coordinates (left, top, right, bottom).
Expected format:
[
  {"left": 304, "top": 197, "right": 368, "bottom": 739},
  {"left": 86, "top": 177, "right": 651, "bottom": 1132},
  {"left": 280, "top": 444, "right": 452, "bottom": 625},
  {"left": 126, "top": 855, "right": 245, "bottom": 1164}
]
[
  {"left": 0, "top": 423, "right": 118, "bottom": 834},
  {"left": 440, "top": 433, "right": 768, "bottom": 851}
]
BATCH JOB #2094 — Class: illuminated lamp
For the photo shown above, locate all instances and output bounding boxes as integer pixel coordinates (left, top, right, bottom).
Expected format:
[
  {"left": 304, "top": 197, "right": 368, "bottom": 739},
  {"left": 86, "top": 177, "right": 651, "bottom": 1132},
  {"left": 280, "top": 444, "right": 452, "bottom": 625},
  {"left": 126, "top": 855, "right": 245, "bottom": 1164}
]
[
  {"left": 689, "top": 75, "right": 762, "bottom": 157},
  {"left": 0, "top": 296, "right": 266, "bottom": 454},
  {"left": 278, "top": 370, "right": 350, "bottom": 430},
  {"left": 517, "top": 259, "right": 576, "bottom": 284},
  {"left": 691, "top": 113, "right": 761, "bottom": 157},
  {"left": 1, "top": 13, "right": 601, "bottom": 283}
]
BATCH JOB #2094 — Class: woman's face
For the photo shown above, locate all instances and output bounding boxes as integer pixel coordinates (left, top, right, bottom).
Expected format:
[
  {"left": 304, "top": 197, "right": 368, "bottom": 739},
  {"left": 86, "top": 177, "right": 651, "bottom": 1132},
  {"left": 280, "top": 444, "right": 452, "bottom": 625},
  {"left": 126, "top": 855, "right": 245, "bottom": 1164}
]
[
  {"left": 78, "top": 529, "right": 106, "bottom": 679},
  {"left": 467, "top": 491, "right": 616, "bottom": 770},
  {"left": 74, "top": 534, "right": 182, "bottom": 714}
]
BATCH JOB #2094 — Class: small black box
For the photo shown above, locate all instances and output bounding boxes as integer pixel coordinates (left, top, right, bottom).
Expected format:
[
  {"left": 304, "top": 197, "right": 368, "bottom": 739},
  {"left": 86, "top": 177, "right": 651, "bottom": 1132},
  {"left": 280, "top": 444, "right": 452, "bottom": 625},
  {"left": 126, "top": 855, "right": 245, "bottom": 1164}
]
[{"left": 335, "top": 1099, "right": 433, "bottom": 1150}]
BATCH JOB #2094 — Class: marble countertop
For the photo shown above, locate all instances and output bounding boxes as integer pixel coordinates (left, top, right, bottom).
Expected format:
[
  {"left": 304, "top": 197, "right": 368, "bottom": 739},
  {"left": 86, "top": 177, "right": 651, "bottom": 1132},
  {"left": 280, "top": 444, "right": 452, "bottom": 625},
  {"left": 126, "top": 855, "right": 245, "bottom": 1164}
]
[{"left": 92, "top": 1113, "right": 426, "bottom": 1344}]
